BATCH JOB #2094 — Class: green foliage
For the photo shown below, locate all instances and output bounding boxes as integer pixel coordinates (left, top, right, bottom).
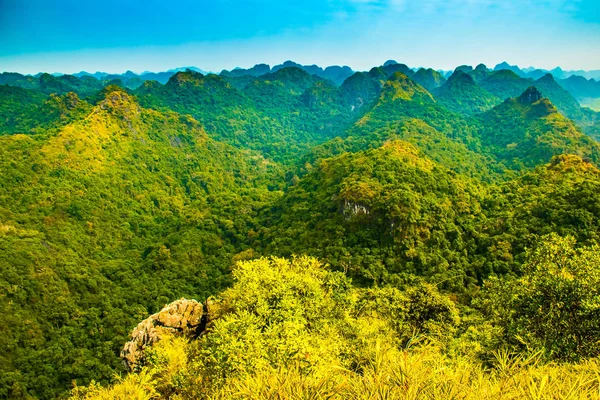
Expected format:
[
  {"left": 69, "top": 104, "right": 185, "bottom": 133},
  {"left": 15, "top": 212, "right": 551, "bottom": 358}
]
[
  {"left": 2, "top": 62, "right": 600, "bottom": 398},
  {"left": 72, "top": 256, "right": 600, "bottom": 400},
  {"left": 258, "top": 141, "right": 487, "bottom": 290},
  {"left": 73, "top": 256, "right": 463, "bottom": 399},
  {"left": 480, "top": 69, "right": 531, "bottom": 100},
  {"left": 0, "top": 88, "right": 281, "bottom": 398},
  {"left": 478, "top": 234, "right": 600, "bottom": 361},
  {"left": 413, "top": 68, "right": 447, "bottom": 92},
  {"left": 357, "top": 283, "right": 460, "bottom": 344},
  {"left": 434, "top": 71, "right": 499, "bottom": 115},
  {"left": 534, "top": 74, "right": 585, "bottom": 120},
  {"left": 135, "top": 68, "right": 359, "bottom": 165},
  {"left": 476, "top": 90, "right": 600, "bottom": 169},
  {"left": 306, "top": 72, "right": 502, "bottom": 181},
  {"left": 0, "top": 72, "right": 106, "bottom": 97},
  {"left": 195, "top": 257, "right": 357, "bottom": 384},
  {"left": 0, "top": 86, "right": 92, "bottom": 135},
  {"left": 339, "top": 71, "right": 382, "bottom": 112}
]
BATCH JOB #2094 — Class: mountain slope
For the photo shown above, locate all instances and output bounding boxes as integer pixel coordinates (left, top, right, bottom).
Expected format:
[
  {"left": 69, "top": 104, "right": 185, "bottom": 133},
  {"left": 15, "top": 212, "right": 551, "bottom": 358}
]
[
  {"left": 434, "top": 71, "right": 499, "bottom": 115},
  {"left": 241, "top": 67, "right": 358, "bottom": 151},
  {"left": 477, "top": 87, "right": 600, "bottom": 168},
  {"left": 480, "top": 72, "right": 600, "bottom": 140},
  {"left": 534, "top": 74, "right": 584, "bottom": 118},
  {"left": 339, "top": 71, "right": 382, "bottom": 112},
  {"left": 480, "top": 70, "right": 532, "bottom": 100},
  {"left": 0, "top": 86, "right": 92, "bottom": 135},
  {"left": 136, "top": 68, "right": 361, "bottom": 164},
  {"left": 0, "top": 88, "right": 279, "bottom": 398},
  {"left": 136, "top": 70, "right": 302, "bottom": 163},
  {"left": 413, "top": 68, "right": 447, "bottom": 91},
  {"left": 257, "top": 140, "right": 486, "bottom": 287},
  {"left": 307, "top": 72, "right": 501, "bottom": 180},
  {"left": 479, "top": 154, "right": 600, "bottom": 275}
]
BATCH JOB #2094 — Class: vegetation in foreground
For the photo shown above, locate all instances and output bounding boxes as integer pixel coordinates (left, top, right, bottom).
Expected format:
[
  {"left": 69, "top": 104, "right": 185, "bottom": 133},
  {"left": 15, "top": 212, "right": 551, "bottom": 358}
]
[{"left": 71, "top": 242, "right": 600, "bottom": 399}]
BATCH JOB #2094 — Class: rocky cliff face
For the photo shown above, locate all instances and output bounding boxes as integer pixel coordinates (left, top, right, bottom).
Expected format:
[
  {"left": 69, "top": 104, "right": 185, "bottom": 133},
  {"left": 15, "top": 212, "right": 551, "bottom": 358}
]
[
  {"left": 519, "top": 86, "right": 544, "bottom": 104},
  {"left": 120, "top": 298, "right": 211, "bottom": 371}
]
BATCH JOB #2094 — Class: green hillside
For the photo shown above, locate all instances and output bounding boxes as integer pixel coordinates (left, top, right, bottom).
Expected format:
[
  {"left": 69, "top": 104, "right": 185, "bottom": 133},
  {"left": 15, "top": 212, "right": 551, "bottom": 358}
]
[
  {"left": 477, "top": 87, "right": 600, "bottom": 168},
  {"left": 0, "top": 87, "right": 92, "bottom": 135},
  {"left": 479, "top": 154, "right": 600, "bottom": 275},
  {"left": 0, "top": 88, "right": 281, "bottom": 398},
  {"left": 413, "top": 67, "right": 447, "bottom": 91},
  {"left": 480, "top": 69, "right": 531, "bottom": 100},
  {"left": 339, "top": 71, "right": 382, "bottom": 111},
  {"left": 257, "top": 140, "right": 487, "bottom": 289},
  {"left": 306, "top": 72, "right": 501, "bottom": 181},
  {"left": 1, "top": 62, "right": 600, "bottom": 399},
  {"left": 71, "top": 244, "right": 600, "bottom": 400},
  {"left": 136, "top": 69, "right": 360, "bottom": 164},
  {"left": 434, "top": 71, "right": 499, "bottom": 115}
]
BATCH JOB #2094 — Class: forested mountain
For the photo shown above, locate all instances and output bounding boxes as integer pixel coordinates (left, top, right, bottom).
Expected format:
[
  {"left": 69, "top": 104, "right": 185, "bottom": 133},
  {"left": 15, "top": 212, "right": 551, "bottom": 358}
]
[
  {"left": 443, "top": 66, "right": 600, "bottom": 141},
  {"left": 0, "top": 87, "right": 282, "bottom": 398},
  {"left": 305, "top": 72, "right": 501, "bottom": 181},
  {"left": 0, "top": 87, "right": 92, "bottom": 135},
  {"left": 433, "top": 71, "right": 499, "bottom": 115},
  {"left": 413, "top": 67, "right": 447, "bottom": 91},
  {"left": 2, "top": 61, "right": 600, "bottom": 399},
  {"left": 476, "top": 87, "right": 600, "bottom": 168},
  {"left": 480, "top": 69, "right": 531, "bottom": 99},
  {"left": 257, "top": 140, "right": 488, "bottom": 289},
  {"left": 134, "top": 68, "right": 361, "bottom": 164}
]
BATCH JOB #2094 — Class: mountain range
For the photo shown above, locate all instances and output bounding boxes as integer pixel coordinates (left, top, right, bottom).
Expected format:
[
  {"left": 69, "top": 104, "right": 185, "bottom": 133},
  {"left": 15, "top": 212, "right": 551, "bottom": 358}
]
[
  {"left": 2, "top": 59, "right": 600, "bottom": 399},
  {"left": 493, "top": 61, "right": 600, "bottom": 80},
  {"left": 4, "top": 60, "right": 599, "bottom": 112}
]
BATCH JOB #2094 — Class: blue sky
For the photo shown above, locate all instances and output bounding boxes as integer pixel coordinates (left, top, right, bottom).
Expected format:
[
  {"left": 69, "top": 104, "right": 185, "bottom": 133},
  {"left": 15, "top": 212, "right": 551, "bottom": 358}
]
[{"left": 1, "top": 0, "right": 599, "bottom": 74}]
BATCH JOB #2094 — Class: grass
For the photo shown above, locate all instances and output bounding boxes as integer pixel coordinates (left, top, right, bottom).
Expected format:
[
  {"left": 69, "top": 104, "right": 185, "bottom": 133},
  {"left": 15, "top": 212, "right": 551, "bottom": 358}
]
[
  {"left": 72, "top": 341, "right": 600, "bottom": 400},
  {"left": 216, "top": 344, "right": 600, "bottom": 400}
]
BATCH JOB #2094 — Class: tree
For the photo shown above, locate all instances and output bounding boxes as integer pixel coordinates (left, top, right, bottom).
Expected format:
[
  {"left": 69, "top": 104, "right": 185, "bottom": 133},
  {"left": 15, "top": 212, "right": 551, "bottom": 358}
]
[{"left": 479, "top": 234, "right": 600, "bottom": 361}]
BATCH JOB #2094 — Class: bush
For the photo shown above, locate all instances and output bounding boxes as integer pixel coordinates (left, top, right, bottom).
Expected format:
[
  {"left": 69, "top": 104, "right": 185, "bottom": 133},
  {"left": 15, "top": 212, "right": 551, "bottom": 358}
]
[{"left": 478, "top": 234, "right": 600, "bottom": 361}]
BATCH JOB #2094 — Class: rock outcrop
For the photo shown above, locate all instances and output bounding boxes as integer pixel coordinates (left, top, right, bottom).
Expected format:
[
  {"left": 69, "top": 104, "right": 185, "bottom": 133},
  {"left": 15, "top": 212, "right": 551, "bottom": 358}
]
[
  {"left": 120, "top": 298, "right": 208, "bottom": 371},
  {"left": 519, "top": 86, "right": 544, "bottom": 104}
]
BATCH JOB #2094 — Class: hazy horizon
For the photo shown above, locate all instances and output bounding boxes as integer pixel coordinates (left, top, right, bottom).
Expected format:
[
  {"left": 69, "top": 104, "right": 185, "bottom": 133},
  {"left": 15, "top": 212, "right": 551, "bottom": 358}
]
[
  {"left": 3, "top": 59, "right": 600, "bottom": 77},
  {"left": 1, "top": 0, "right": 599, "bottom": 75}
]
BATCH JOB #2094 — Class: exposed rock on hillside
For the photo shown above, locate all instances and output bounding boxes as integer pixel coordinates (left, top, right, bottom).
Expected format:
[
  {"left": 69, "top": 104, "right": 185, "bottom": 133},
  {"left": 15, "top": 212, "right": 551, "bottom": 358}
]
[
  {"left": 519, "top": 86, "right": 543, "bottom": 104},
  {"left": 120, "top": 298, "right": 209, "bottom": 371}
]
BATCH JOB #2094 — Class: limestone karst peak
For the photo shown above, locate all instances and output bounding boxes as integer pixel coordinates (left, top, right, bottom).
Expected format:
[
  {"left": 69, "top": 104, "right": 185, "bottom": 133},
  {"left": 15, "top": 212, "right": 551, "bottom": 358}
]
[{"left": 518, "top": 86, "right": 544, "bottom": 104}]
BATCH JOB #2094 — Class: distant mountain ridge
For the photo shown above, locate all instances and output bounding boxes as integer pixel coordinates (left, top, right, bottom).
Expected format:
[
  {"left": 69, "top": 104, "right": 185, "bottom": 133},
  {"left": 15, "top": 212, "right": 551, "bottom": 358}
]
[
  {"left": 3, "top": 59, "right": 599, "bottom": 94},
  {"left": 493, "top": 61, "right": 600, "bottom": 81},
  {"left": 1, "top": 60, "right": 599, "bottom": 142},
  {"left": 220, "top": 60, "right": 354, "bottom": 85},
  {"left": 6, "top": 60, "right": 599, "bottom": 83}
]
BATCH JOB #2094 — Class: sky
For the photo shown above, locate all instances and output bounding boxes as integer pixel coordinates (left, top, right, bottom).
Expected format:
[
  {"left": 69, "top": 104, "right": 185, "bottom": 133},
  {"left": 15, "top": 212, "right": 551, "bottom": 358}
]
[{"left": 0, "top": 0, "right": 599, "bottom": 74}]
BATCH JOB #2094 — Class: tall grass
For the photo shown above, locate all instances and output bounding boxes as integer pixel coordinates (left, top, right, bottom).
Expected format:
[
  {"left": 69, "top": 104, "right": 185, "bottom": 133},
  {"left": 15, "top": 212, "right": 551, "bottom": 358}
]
[
  {"left": 214, "top": 344, "right": 600, "bottom": 400},
  {"left": 71, "top": 342, "right": 600, "bottom": 400},
  {"left": 71, "top": 369, "right": 159, "bottom": 400}
]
